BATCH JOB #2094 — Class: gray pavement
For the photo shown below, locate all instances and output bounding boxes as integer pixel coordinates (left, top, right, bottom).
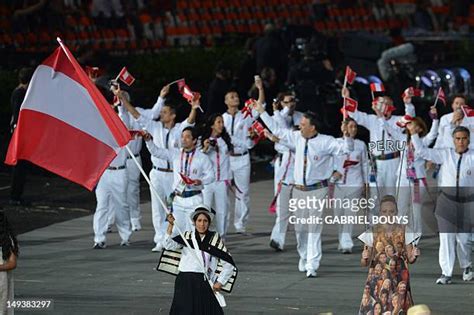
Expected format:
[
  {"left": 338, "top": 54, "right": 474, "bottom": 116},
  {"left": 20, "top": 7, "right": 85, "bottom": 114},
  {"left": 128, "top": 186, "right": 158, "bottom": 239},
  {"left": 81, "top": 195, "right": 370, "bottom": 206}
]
[{"left": 14, "top": 180, "right": 474, "bottom": 314}]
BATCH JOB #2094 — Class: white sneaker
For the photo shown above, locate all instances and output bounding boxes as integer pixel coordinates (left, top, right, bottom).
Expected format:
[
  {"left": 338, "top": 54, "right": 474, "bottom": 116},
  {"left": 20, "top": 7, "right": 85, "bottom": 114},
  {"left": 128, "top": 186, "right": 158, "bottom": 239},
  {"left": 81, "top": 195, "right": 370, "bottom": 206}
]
[
  {"left": 120, "top": 240, "right": 130, "bottom": 247},
  {"left": 463, "top": 267, "right": 473, "bottom": 281},
  {"left": 93, "top": 242, "right": 106, "bottom": 249},
  {"left": 306, "top": 269, "right": 317, "bottom": 278},
  {"left": 235, "top": 227, "right": 246, "bottom": 234},
  {"left": 152, "top": 244, "right": 163, "bottom": 252},
  {"left": 436, "top": 274, "right": 452, "bottom": 285},
  {"left": 131, "top": 225, "right": 141, "bottom": 232},
  {"left": 298, "top": 258, "right": 307, "bottom": 272}
]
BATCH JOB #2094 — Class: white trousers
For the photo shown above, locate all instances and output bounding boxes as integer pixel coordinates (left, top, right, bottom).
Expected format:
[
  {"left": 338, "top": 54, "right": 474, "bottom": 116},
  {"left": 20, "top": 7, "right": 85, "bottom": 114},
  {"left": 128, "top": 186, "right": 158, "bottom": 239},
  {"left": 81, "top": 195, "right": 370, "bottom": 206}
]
[
  {"left": 172, "top": 194, "right": 203, "bottom": 233},
  {"left": 333, "top": 185, "right": 364, "bottom": 250},
  {"left": 270, "top": 184, "right": 292, "bottom": 249},
  {"left": 230, "top": 154, "right": 251, "bottom": 231},
  {"left": 293, "top": 187, "right": 328, "bottom": 272},
  {"left": 396, "top": 177, "right": 427, "bottom": 234},
  {"left": 150, "top": 168, "right": 174, "bottom": 246},
  {"left": 438, "top": 232, "right": 472, "bottom": 277},
  {"left": 203, "top": 181, "right": 230, "bottom": 236},
  {"left": 436, "top": 195, "right": 472, "bottom": 277},
  {"left": 93, "top": 168, "right": 131, "bottom": 244},
  {"left": 126, "top": 156, "right": 141, "bottom": 229},
  {"left": 372, "top": 158, "right": 400, "bottom": 196}
]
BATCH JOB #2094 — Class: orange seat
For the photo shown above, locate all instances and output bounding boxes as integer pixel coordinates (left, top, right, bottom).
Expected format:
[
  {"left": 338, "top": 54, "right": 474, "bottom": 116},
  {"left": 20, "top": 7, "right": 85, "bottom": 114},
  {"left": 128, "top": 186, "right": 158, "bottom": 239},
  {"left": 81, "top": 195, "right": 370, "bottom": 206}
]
[{"left": 139, "top": 13, "right": 153, "bottom": 24}]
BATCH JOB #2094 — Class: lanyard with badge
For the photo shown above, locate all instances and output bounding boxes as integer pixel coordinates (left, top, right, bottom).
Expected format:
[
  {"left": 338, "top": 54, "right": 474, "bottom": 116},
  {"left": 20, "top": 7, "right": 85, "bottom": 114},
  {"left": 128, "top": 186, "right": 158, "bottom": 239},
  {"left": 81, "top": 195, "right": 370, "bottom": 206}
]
[{"left": 176, "top": 149, "right": 196, "bottom": 194}]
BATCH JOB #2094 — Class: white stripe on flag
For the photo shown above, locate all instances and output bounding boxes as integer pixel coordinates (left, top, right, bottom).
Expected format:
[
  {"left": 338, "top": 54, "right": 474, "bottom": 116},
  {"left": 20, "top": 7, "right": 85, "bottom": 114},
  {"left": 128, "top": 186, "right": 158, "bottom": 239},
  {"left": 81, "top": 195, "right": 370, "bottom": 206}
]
[{"left": 21, "top": 65, "right": 119, "bottom": 150}]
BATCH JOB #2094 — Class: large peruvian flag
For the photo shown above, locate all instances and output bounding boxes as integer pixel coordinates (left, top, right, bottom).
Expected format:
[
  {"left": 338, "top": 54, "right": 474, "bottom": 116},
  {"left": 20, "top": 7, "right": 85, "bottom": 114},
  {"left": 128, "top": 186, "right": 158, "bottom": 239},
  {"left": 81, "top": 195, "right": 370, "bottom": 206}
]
[{"left": 5, "top": 40, "right": 131, "bottom": 190}]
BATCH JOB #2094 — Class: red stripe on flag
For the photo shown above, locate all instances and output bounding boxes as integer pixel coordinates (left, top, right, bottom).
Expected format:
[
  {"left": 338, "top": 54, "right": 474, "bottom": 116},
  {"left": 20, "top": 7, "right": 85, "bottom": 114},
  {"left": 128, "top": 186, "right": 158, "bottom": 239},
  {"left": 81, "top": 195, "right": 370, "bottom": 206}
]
[{"left": 5, "top": 110, "right": 116, "bottom": 190}]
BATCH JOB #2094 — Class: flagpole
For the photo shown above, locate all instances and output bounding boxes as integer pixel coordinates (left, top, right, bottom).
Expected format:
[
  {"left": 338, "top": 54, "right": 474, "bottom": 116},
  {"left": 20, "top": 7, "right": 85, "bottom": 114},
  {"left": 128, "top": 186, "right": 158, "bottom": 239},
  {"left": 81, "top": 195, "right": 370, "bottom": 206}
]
[
  {"left": 342, "top": 70, "right": 348, "bottom": 121},
  {"left": 123, "top": 144, "right": 225, "bottom": 306},
  {"left": 169, "top": 78, "right": 184, "bottom": 85},
  {"left": 433, "top": 87, "right": 440, "bottom": 108}
]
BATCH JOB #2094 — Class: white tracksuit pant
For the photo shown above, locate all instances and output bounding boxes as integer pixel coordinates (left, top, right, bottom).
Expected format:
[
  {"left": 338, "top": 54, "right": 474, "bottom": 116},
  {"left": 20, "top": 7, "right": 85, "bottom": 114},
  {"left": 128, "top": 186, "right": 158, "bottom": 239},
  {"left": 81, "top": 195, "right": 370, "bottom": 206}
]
[
  {"left": 293, "top": 187, "right": 328, "bottom": 272},
  {"left": 127, "top": 156, "right": 141, "bottom": 230},
  {"left": 436, "top": 193, "right": 472, "bottom": 277},
  {"left": 270, "top": 183, "right": 293, "bottom": 249},
  {"left": 230, "top": 154, "right": 251, "bottom": 231},
  {"left": 93, "top": 168, "right": 131, "bottom": 244},
  {"left": 172, "top": 193, "right": 203, "bottom": 232},
  {"left": 333, "top": 185, "right": 364, "bottom": 251},
  {"left": 150, "top": 168, "right": 174, "bottom": 246},
  {"left": 396, "top": 177, "right": 427, "bottom": 234},
  {"left": 203, "top": 181, "right": 229, "bottom": 236},
  {"left": 372, "top": 158, "right": 400, "bottom": 196}
]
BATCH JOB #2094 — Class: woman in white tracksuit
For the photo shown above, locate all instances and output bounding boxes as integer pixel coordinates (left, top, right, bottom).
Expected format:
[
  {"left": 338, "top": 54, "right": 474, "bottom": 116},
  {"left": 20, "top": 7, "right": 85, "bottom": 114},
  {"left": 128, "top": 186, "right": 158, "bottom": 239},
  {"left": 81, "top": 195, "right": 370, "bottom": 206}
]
[
  {"left": 268, "top": 95, "right": 301, "bottom": 251},
  {"left": 201, "top": 114, "right": 252, "bottom": 237},
  {"left": 378, "top": 108, "right": 439, "bottom": 234},
  {"left": 333, "top": 118, "right": 369, "bottom": 253}
]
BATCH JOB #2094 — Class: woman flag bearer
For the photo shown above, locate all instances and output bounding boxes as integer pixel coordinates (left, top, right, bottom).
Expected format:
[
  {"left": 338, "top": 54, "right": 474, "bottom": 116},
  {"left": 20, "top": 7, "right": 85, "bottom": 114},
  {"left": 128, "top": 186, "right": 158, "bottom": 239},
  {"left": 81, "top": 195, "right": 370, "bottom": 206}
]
[{"left": 158, "top": 205, "right": 237, "bottom": 315}]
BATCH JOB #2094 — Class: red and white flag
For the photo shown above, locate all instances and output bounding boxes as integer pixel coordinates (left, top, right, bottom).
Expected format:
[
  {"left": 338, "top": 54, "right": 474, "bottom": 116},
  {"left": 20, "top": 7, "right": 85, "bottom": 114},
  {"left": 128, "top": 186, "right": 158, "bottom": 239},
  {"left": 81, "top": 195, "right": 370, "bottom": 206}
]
[
  {"left": 5, "top": 41, "right": 131, "bottom": 190},
  {"left": 117, "top": 66, "right": 135, "bottom": 86},
  {"left": 345, "top": 66, "right": 357, "bottom": 85},
  {"left": 85, "top": 66, "right": 100, "bottom": 79},
  {"left": 436, "top": 87, "right": 446, "bottom": 106},
  {"left": 461, "top": 105, "right": 474, "bottom": 117},
  {"left": 343, "top": 159, "right": 359, "bottom": 169},
  {"left": 179, "top": 173, "right": 197, "bottom": 185},
  {"left": 177, "top": 79, "right": 200, "bottom": 102},
  {"left": 370, "top": 82, "right": 385, "bottom": 92},
  {"left": 343, "top": 97, "right": 358, "bottom": 112},
  {"left": 242, "top": 99, "right": 255, "bottom": 119},
  {"left": 402, "top": 87, "right": 424, "bottom": 99}
]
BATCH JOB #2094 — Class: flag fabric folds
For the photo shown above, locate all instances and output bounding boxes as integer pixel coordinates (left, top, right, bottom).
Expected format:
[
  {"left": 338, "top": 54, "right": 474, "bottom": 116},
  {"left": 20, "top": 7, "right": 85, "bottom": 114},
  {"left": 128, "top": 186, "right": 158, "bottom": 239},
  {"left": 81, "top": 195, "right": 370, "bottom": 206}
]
[
  {"left": 461, "top": 105, "right": 474, "bottom": 117},
  {"left": 370, "top": 82, "right": 385, "bottom": 92},
  {"left": 5, "top": 42, "right": 131, "bottom": 190},
  {"left": 177, "top": 79, "right": 200, "bottom": 102},
  {"left": 345, "top": 66, "right": 357, "bottom": 85},
  {"left": 117, "top": 66, "right": 136, "bottom": 86},
  {"left": 437, "top": 87, "right": 446, "bottom": 106}
]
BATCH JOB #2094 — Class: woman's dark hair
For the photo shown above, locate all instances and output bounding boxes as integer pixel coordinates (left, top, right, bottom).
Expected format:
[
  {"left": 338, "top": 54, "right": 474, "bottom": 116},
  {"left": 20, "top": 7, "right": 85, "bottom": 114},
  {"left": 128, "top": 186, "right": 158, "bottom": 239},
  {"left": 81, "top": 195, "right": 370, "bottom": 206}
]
[
  {"left": 0, "top": 211, "right": 19, "bottom": 261},
  {"left": 200, "top": 113, "right": 234, "bottom": 152},
  {"left": 341, "top": 117, "right": 358, "bottom": 137},
  {"left": 192, "top": 212, "right": 211, "bottom": 223}
]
